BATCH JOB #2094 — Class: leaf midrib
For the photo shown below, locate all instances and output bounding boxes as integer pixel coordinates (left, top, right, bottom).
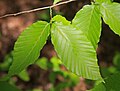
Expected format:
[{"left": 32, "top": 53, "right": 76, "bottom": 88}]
[
  {"left": 56, "top": 25, "right": 96, "bottom": 75},
  {"left": 87, "top": 6, "right": 97, "bottom": 48},
  {"left": 56, "top": 25, "right": 78, "bottom": 56},
  {"left": 23, "top": 23, "right": 49, "bottom": 60}
]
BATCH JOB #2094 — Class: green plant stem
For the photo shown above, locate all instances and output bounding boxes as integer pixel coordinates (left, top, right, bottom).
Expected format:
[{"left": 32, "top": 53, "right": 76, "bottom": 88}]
[{"left": 50, "top": 6, "right": 53, "bottom": 24}]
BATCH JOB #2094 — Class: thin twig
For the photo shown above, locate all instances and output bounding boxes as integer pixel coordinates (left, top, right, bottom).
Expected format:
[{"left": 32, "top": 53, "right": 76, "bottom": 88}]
[{"left": 0, "top": 0, "right": 76, "bottom": 19}]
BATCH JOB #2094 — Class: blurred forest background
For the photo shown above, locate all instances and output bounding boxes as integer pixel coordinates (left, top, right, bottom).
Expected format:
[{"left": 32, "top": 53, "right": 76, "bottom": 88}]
[{"left": 0, "top": 0, "right": 120, "bottom": 91}]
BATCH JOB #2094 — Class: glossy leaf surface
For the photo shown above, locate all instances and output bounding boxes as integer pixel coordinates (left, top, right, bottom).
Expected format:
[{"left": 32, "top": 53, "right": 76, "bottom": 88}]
[
  {"left": 72, "top": 5, "right": 101, "bottom": 49},
  {"left": 8, "top": 21, "right": 50, "bottom": 76},
  {"left": 51, "top": 15, "right": 102, "bottom": 80},
  {"left": 101, "top": 3, "right": 120, "bottom": 36},
  {"left": 95, "top": 0, "right": 112, "bottom": 3}
]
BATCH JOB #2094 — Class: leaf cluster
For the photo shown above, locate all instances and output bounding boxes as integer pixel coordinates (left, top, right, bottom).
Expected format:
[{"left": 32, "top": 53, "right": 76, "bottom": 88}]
[
  {"left": 0, "top": 1, "right": 119, "bottom": 91},
  {"left": 7, "top": 0, "right": 120, "bottom": 81}
]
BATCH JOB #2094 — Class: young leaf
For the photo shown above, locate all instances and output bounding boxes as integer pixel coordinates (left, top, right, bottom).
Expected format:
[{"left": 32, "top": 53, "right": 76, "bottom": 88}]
[
  {"left": 35, "top": 57, "right": 48, "bottom": 70},
  {"left": 101, "top": 3, "right": 120, "bottom": 36},
  {"left": 95, "top": 0, "right": 112, "bottom": 3},
  {"left": 52, "top": 15, "right": 71, "bottom": 25},
  {"left": 18, "top": 69, "right": 30, "bottom": 81},
  {"left": 72, "top": 5, "right": 102, "bottom": 49},
  {"left": 51, "top": 15, "right": 102, "bottom": 80},
  {"left": 50, "top": 57, "right": 62, "bottom": 71},
  {"left": 54, "top": 0, "right": 62, "bottom": 4},
  {"left": 8, "top": 21, "right": 50, "bottom": 76}
]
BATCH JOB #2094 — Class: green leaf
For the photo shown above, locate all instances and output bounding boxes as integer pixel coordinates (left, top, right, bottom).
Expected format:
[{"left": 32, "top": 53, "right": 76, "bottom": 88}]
[
  {"left": 0, "top": 81, "right": 20, "bottom": 91},
  {"left": 113, "top": 52, "right": 120, "bottom": 70},
  {"left": 89, "top": 83, "right": 106, "bottom": 91},
  {"left": 52, "top": 15, "right": 71, "bottom": 25},
  {"left": 8, "top": 21, "right": 50, "bottom": 76},
  {"left": 51, "top": 16, "right": 102, "bottom": 80},
  {"left": 18, "top": 69, "right": 30, "bottom": 81},
  {"left": 72, "top": 5, "right": 101, "bottom": 49},
  {"left": 54, "top": 0, "right": 62, "bottom": 4},
  {"left": 0, "top": 52, "right": 13, "bottom": 71},
  {"left": 90, "top": 73, "right": 120, "bottom": 91},
  {"left": 101, "top": 3, "right": 120, "bottom": 36},
  {"left": 35, "top": 57, "right": 48, "bottom": 70},
  {"left": 105, "top": 73, "right": 120, "bottom": 91},
  {"left": 95, "top": 0, "right": 112, "bottom": 3},
  {"left": 33, "top": 88, "right": 43, "bottom": 91},
  {"left": 100, "top": 67, "right": 111, "bottom": 78},
  {"left": 50, "top": 57, "right": 62, "bottom": 71}
]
